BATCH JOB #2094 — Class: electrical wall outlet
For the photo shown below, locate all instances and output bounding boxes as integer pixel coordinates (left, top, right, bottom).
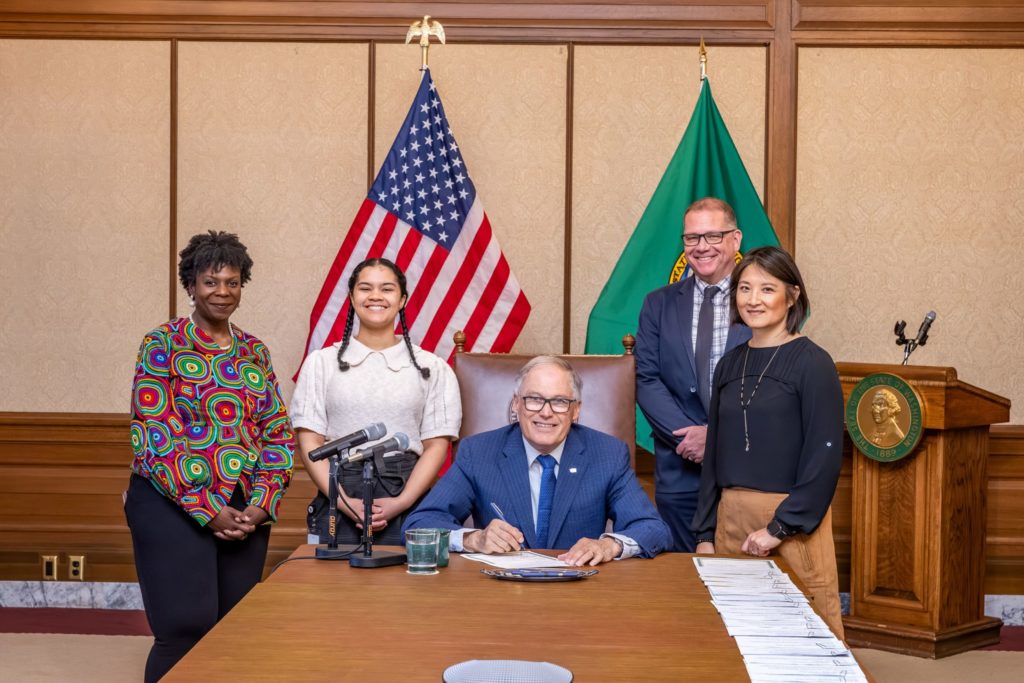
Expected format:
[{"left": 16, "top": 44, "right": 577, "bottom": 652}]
[
  {"left": 68, "top": 555, "right": 86, "bottom": 581},
  {"left": 41, "top": 554, "right": 58, "bottom": 581}
]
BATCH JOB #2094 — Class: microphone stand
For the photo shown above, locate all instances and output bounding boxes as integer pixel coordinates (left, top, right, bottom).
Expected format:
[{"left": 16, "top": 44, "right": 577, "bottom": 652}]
[
  {"left": 349, "top": 455, "right": 407, "bottom": 568},
  {"left": 894, "top": 320, "right": 930, "bottom": 366},
  {"left": 315, "top": 450, "right": 361, "bottom": 559}
]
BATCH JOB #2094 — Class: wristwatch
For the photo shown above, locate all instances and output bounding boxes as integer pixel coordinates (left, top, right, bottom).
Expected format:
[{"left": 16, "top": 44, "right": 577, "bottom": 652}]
[{"left": 767, "top": 519, "right": 792, "bottom": 540}]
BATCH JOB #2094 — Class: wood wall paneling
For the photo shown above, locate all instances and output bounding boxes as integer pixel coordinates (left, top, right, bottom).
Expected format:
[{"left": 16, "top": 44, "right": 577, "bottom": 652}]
[
  {"left": 0, "top": 2, "right": 775, "bottom": 41},
  {"left": 765, "top": 0, "right": 797, "bottom": 250},
  {"left": 987, "top": 425, "right": 1024, "bottom": 594},
  {"left": 1, "top": 413, "right": 1022, "bottom": 594},
  {"left": 0, "top": 413, "right": 316, "bottom": 581},
  {"left": 794, "top": 1, "right": 1024, "bottom": 31}
]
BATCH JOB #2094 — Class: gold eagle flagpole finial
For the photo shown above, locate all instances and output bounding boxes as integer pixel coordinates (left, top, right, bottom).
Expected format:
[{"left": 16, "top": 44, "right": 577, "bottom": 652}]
[
  {"left": 405, "top": 15, "right": 446, "bottom": 70},
  {"left": 699, "top": 36, "right": 708, "bottom": 81}
]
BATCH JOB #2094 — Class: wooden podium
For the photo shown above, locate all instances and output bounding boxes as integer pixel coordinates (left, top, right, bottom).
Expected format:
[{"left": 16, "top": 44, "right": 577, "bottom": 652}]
[{"left": 837, "top": 363, "right": 1009, "bottom": 658}]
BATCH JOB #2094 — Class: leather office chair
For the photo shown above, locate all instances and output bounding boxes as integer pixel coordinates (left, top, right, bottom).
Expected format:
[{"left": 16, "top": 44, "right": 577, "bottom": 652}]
[{"left": 451, "top": 331, "right": 638, "bottom": 467}]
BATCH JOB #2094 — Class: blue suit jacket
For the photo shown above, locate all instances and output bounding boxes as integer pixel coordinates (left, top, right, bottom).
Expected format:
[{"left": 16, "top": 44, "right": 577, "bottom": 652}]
[
  {"left": 634, "top": 276, "right": 750, "bottom": 494},
  {"left": 403, "top": 423, "right": 671, "bottom": 557}
]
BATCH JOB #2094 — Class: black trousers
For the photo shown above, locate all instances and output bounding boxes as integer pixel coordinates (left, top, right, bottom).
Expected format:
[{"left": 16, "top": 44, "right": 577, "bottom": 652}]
[
  {"left": 655, "top": 490, "right": 699, "bottom": 553},
  {"left": 308, "top": 451, "right": 419, "bottom": 546},
  {"left": 125, "top": 474, "right": 270, "bottom": 682}
]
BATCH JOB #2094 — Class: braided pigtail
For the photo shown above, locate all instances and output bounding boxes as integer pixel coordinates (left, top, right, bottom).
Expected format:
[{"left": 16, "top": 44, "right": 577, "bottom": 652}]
[
  {"left": 336, "top": 305, "right": 356, "bottom": 372},
  {"left": 399, "top": 308, "right": 430, "bottom": 379}
]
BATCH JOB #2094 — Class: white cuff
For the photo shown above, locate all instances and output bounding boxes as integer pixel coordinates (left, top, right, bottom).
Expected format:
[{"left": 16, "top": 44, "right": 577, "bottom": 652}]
[
  {"left": 601, "top": 532, "right": 639, "bottom": 560},
  {"left": 450, "top": 528, "right": 475, "bottom": 552}
]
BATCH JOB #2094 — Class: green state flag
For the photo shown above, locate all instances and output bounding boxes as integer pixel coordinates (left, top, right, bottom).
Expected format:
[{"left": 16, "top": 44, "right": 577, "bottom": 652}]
[{"left": 584, "top": 79, "right": 780, "bottom": 452}]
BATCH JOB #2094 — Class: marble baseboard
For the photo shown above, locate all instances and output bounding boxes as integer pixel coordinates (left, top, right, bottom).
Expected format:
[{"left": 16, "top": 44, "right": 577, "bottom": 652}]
[
  {"left": 1, "top": 581, "right": 1022, "bottom": 625},
  {"left": 986, "top": 595, "right": 1024, "bottom": 626},
  {"left": 0, "top": 581, "right": 142, "bottom": 610}
]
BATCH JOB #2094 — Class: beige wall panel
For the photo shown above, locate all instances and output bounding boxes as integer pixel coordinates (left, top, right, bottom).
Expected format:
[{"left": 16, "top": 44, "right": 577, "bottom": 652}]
[
  {"left": 375, "top": 44, "right": 568, "bottom": 355},
  {"left": 177, "top": 42, "right": 369, "bottom": 401},
  {"left": 0, "top": 40, "right": 169, "bottom": 412},
  {"left": 797, "top": 48, "right": 1024, "bottom": 421},
  {"left": 571, "top": 46, "right": 767, "bottom": 352}
]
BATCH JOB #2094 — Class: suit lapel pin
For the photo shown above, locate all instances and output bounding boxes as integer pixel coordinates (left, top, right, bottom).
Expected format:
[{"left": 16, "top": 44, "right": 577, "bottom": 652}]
[{"left": 569, "top": 467, "right": 577, "bottom": 474}]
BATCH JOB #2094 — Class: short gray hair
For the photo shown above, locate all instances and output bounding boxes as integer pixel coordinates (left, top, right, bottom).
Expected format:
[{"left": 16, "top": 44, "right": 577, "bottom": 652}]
[
  {"left": 514, "top": 355, "right": 583, "bottom": 400},
  {"left": 684, "top": 196, "right": 738, "bottom": 230}
]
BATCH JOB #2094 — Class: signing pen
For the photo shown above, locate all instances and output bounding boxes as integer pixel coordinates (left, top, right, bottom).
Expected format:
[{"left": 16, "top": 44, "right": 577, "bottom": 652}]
[{"left": 489, "top": 502, "right": 526, "bottom": 550}]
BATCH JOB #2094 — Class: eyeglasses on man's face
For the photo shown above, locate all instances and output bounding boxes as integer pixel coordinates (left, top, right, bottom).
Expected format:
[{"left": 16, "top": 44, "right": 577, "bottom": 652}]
[
  {"left": 681, "top": 229, "right": 737, "bottom": 247},
  {"left": 519, "top": 395, "right": 577, "bottom": 413}
]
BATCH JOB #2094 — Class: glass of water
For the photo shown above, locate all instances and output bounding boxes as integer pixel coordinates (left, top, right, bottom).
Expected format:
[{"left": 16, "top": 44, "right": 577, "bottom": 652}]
[
  {"left": 405, "top": 529, "right": 440, "bottom": 575},
  {"left": 433, "top": 528, "right": 451, "bottom": 568}
]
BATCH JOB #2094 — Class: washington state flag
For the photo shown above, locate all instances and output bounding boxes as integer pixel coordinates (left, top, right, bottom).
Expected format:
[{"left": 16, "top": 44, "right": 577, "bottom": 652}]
[{"left": 584, "top": 78, "right": 779, "bottom": 452}]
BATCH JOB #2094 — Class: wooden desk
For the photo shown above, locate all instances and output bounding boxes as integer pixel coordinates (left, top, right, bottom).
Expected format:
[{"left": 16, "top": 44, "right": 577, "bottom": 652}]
[{"left": 165, "top": 547, "right": 792, "bottom": 681}]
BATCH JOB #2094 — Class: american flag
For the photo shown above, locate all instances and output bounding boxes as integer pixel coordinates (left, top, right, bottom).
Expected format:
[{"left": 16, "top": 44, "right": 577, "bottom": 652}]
[{"left": 299, "top": 69, "right": 531, "bottom": 369}]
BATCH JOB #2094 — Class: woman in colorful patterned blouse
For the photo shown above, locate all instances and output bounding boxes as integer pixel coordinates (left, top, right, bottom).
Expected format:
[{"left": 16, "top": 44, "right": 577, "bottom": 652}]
[{"left": 125, "top": 231, "right": 294, "bottom": 683}]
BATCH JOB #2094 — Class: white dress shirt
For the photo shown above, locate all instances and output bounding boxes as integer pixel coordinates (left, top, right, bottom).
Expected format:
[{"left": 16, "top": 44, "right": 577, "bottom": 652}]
[{"left": 450, "top": 436, "right": 640, "bottom": 559}]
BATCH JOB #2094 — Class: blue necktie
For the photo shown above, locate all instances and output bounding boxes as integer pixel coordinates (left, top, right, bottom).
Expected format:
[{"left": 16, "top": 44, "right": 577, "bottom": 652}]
[{"left": 535, "top": 454, "right": 557, "bottom": 548}]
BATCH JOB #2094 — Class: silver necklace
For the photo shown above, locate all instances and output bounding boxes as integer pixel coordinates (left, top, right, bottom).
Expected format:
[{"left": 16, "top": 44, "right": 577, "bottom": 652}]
[
  {"left": 739, "top": 344, "right": 783, "bottom": 452},
  {"left": 189, "top": 313, "right": 236, "bottom": 350}
]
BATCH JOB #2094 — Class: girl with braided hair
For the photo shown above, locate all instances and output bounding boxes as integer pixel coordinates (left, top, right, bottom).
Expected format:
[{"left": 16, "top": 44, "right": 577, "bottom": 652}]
[{"left": 291, "top": 258, "right": 461, "bottom": 545}]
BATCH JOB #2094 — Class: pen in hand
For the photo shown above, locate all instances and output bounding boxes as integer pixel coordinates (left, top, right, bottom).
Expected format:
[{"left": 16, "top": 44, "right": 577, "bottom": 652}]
[{"left": 489, "top": 502, "right": 526, "bottom": 551}]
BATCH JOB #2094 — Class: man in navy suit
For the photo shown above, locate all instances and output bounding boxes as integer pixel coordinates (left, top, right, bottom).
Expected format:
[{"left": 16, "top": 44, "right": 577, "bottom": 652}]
[
  {"left": 635, "top": 197, "right": 751, "bottom": 553},
  {"left": 403, "top": 356, "right": 670, "bottom": 565}
]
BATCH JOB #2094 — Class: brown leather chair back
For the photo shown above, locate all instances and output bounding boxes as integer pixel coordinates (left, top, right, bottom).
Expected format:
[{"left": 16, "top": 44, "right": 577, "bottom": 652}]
[{"left": 452, "top": 335, "right": 637, "bottom": 466}]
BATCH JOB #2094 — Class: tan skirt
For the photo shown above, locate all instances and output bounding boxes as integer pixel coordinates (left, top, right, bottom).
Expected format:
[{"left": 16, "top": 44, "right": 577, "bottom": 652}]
[{"left": 715, "top": 487, "right": 845, "bottom": 639}]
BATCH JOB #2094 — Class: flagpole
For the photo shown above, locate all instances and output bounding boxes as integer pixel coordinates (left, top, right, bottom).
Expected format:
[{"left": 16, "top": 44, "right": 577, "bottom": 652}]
[
  {"left": 699, "top": 36, "right": 708, "bottom": 82},
  {"left": 405, "top": 15, "right": 446, "bottom": 71}
]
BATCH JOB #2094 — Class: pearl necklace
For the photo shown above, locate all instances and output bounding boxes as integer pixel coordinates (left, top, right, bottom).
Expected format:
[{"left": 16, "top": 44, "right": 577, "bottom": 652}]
[
  {"left": 189, "top": 313, "right": 236, "bottom": 350},
  {"left": 739, "top": 343, "right": 783, "bottom": 452}
]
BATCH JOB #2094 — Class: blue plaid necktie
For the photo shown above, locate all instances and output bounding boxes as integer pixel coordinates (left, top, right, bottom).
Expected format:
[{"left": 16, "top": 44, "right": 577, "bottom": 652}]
[{"left": 535, "top": 454, "right": 557, "bottom": 548}]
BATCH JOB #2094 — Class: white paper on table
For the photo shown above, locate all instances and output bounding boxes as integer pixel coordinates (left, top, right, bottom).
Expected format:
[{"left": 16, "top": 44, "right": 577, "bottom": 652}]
[
  {"left": 734, "top": 635, "right": 849, "bottom": 657},
  {"left": 461, "top": 551, "right": 570, "bottom": 569},
  {"left": 744, "top": 659, "right": 868, "bottom": 683},
  {"left": 693, "top": 557, "right": 782, "bottom": 574},
  {"left": 746, "top": 669, "right": 867, "bottom": 683},
  {"left": 727, "top": 624, "right": 835, "bottom": 638},
  {"left": 744, "top": 654, "right": 862, "bottom": 668}
]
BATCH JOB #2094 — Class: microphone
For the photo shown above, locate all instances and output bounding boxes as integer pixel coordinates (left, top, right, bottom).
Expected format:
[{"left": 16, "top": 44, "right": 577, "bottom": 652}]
[
  {"left": 914, "top": 310, "right": 936, "bottom": 346},
  {"left": 343, "top": 433, "right": 410, "bottom": 464},
  {"left": 308, "top": 422, "right": 387, "bottom": 462}
]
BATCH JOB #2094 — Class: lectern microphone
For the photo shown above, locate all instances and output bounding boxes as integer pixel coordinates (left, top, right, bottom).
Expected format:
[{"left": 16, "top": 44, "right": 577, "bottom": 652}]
[{"left": 913, "top": 310, "right": 936, "bottom": 347}]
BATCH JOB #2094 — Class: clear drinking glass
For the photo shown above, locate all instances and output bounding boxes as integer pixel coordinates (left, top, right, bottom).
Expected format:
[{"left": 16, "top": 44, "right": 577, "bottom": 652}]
[
  {"left": 405, "top": 529, "right": 440, "bottom": 575},
  {"left": 428, "top": 528, "right": 451, "bottom": 568}
]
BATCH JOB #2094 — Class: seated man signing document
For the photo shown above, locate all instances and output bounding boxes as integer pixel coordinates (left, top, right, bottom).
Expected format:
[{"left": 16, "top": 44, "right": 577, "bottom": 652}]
[{"left": 403, "top": 356, "right": 671, "bottom": 565}]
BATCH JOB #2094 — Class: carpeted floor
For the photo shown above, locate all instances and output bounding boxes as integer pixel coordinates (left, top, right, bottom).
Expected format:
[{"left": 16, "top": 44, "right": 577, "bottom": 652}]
[{"left": 0, "top": 633, "right": 150, "bottom": 683}]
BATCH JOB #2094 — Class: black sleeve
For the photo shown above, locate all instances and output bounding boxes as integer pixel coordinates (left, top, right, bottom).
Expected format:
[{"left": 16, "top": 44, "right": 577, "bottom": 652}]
[
  {"left": 691, "top": 357, "right": 727, "bottom": 540},
  {"left": 771, "top": 348, "right": 844, "bottom": 534}
]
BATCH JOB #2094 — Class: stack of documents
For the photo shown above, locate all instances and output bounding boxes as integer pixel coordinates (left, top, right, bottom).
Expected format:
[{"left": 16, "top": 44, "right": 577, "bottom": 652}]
[{"left": 693, "top": 557, "right": 867, "bottom": 682}]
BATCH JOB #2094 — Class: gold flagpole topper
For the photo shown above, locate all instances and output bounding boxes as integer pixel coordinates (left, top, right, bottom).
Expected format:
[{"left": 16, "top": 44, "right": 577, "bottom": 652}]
[
  {"left": 405, "top": 15, "right": 446, "bottom": 70},
  {"left": 699, "top": 36, "right": 708, "bottom": 81}
]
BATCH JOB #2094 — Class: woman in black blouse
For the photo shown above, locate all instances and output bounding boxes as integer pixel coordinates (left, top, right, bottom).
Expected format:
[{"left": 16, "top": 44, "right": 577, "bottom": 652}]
[{"left": 693, "top": 246, "right": 844, "bottom": 638}]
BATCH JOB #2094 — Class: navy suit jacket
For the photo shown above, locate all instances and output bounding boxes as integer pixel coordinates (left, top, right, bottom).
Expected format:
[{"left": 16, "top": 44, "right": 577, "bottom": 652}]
[
  {"left": 403, "top": 423, "right": 671, "bottom": 558},
  {"left": 634, "top": 276, "right": 750, "bottom": 494}
]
